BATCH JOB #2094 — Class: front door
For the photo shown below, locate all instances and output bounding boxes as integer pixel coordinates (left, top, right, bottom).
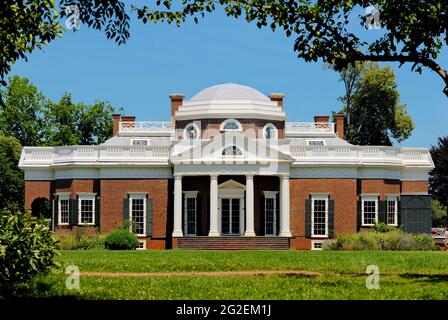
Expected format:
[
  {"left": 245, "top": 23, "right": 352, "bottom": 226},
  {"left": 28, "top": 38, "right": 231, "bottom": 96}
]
[{"left": 221, "top": 198, "right": 241, "bottom": 235}]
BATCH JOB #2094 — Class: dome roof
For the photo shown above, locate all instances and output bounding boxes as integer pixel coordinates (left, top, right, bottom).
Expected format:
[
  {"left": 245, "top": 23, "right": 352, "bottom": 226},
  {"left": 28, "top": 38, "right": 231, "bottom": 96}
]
[{"left": 190, "top": 83, "right": 270, "bottom": 102}]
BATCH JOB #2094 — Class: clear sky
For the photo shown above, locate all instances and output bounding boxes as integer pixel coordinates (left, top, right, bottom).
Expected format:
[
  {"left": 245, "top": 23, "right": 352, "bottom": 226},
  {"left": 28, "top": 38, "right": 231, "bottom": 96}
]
[{"left": 10, "top": 8, "right": 448, "bottom": 148}]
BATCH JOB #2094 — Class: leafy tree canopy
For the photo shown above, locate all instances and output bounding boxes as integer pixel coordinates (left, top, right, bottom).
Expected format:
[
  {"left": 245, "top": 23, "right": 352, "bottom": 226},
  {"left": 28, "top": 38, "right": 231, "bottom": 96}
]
[
  {"left": 430, "top": 136, "right": 448, "bottom": 208},
  {"left": 333, "top": 62, "right": 414, "bottom": 146},
  {"left": 137, "top": 0, "right": 448, "bottom": 97},
  {"left": 0, "top": 135, "right": 23, "bottom": 211}
]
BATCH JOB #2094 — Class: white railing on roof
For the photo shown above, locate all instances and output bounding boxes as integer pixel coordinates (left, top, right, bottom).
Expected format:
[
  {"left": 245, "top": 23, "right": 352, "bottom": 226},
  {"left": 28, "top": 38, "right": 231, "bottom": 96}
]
[
  {"left": 285, "top": 122, "right": 335, "bottom": 135},
  {"left": 289, "top": 145, "right": 431, "bottom": 165},
  {"left": 21, "top": 145, "right": 170, "bottom": 166},
  {"left": 119, "top": 121, "right": 174, "bottom": 135}
]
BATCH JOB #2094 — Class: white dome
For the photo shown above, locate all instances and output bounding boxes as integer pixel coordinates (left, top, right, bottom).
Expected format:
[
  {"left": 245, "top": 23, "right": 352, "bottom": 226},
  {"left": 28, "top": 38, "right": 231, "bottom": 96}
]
[{"left": 190, "top": 83, "right": 270, "bottom": 102}]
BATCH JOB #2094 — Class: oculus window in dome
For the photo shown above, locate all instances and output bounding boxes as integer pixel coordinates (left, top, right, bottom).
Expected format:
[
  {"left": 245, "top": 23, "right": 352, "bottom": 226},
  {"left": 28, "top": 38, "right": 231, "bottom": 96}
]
[
  {"left": 220, "top": 119, "right": 242, "bottom": 132},
  {"left": 184, "top": 123, "right": 200, "bottom": 140}
]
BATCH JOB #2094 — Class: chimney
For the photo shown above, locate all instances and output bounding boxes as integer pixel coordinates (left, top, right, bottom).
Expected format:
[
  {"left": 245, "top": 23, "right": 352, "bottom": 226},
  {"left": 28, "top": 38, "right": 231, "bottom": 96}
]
[
  {"left": 170, "top": 93, "right": 184, "bottom": 117},
  {"left": 336, "top": 113, "right": 345, "bottom": 139},
  {"left": 269, "top": 93, "right": 284, "bottom": 108},
  {"left": 112, "top": 114, "right": 121, "bottom": 136},
  {"left": 314, "top": 115, "right": 329, "bottom": 123},
  {"left": 120, "top": 115, "right": 136, "bottom": 130}
]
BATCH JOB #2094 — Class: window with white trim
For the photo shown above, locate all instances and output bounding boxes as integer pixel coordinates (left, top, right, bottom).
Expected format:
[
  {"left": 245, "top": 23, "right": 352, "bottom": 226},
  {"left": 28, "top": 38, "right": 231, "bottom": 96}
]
[
  {"left": 78, "top": 195, "right": 95, "bottom": 225},
  {"left": 58, "top": 194, "right": 70, "bottom": 225},
  {"left": 220, "top": 119, "right": 242, "bottom": 132},
  {"left": 263, "top": 123, "right": 277, "bottom": 140},
  {"left": 137, "top": 239, "right": 146, "bottom": 250},
  {"left": 264, "top": 191, "right": 278, "bottom": 235},
  {"left": 222, "top": 145, "right": 243, "bottom": 156},
  {"left": 312, "top": 240, "right": 324, "bottom": 250},
  {"left": 183, "top": 191, "right": 198, "bottom": 236},
  {"left": 387, "top": 196, "right": 398, "bottom": 226},
  {"left": 130, "top": 195, "right": 146, "bottom": 236},
  {"left": 362, "top": 196, "right": 378, "bottom": 226},
  {"left": 311, "top": 196, "right": 328, "bottom": 237},
  {"left": 307, "top": 139, "right": 326, "bottom": 146},
  {"left": 131, "top": 139, "right": 149, "bottom": 146},
  {"left": 184, "top": 123, "right": 199, "bottom": 140}
]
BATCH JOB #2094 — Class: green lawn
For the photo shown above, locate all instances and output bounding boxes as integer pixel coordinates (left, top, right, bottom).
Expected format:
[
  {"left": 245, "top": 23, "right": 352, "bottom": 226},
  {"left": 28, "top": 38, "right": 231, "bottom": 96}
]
[{"left": 23, "top": 250, "right": 448, "bottom": 300}]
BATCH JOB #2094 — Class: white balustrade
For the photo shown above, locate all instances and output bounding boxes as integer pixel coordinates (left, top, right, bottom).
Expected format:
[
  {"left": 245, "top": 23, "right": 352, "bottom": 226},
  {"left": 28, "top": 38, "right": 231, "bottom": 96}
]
[
  {"left": 119, "top": 121, "right": 174, "bottom": 134},
  {"left": 285, "top": 122, "right": 335, "bottom": 135}
]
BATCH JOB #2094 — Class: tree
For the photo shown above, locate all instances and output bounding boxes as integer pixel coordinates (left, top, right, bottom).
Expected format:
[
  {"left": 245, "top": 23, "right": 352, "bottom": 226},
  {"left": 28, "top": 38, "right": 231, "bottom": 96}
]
[
  {"left": 137, "top": 0, "right": 448, "bottom": 98},
  {"left": 432, "top": 199, "right": 447, "bottom": 227},
  {"left": 0, "top": 136, "right": 23, "bottom": 211},
  {"left": 334, "top": 62, "right": 414, "bottom": 145},
  {"left": 430, "top": 136, "right": 448, "bottom": 208},
  {"left": 0, "top": 75, "right": 46, "bottom": 146}
]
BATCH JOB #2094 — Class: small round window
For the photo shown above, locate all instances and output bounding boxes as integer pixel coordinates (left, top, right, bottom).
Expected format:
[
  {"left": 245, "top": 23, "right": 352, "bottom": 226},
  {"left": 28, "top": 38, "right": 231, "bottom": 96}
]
[
  {"left": 184, "top": 123, "right": 199, "bottom": 140},
  {"left": 263, "top": 123, "right": 277, "bottom": 140}
]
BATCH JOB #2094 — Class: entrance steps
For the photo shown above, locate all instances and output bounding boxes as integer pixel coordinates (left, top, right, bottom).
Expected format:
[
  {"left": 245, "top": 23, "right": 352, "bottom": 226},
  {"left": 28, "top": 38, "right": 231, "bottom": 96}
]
[{"left": 177, "top": 236, "right": 290, "bottom": 250}]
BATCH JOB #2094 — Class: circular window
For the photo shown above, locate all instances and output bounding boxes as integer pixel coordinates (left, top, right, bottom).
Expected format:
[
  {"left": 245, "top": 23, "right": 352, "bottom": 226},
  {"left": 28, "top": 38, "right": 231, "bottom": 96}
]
[
  {"left": 184, "top": 123, "right": 199, "bottom": 140},
  {"left": 263, "top": 123, "right": 277, "bottom": 140},
  {"left": 220, "top": 119, "right": 242, "bottom": 132}
]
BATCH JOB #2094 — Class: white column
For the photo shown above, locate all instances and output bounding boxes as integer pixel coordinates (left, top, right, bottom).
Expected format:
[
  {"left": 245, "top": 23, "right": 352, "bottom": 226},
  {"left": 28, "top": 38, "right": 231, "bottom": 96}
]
[
  {"left": 208, "top": 174, "right": 220, "bottom": 236},
  {"left": 279, "top": 175, "right": 292, "bottom": 237},
  {"left": 245, "top": 174, "right": 256, "bottom": 236},
  {"left": 172, "top": 175, "right": 183, "bottom": 237}
]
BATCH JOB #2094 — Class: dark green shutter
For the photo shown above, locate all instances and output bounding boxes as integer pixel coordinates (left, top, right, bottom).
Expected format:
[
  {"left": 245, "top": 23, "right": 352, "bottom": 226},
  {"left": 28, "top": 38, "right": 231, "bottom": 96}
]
[
  {"left": 305, "top": 199, "right": 311, "bottom": 237},
  {"left": 378, "top": 200, "right": 387, "bottom": 224},
  {"left": 397, "top": 200, "right": 401, "bottom": 226},
  {"left": 69, "top": 197, "right": 78, "bottom": 225},
  {"left": 122, "top": 197, "right": 129, "bottom": 225},
  {"left": 146, "top": 197, "right": 153, "bottom": 237},
  {"left": 196, "top": 197, "right": 202, "bottom": 236},
  {"left": 54, "top": 195, "right": 59, "bottom": 225},
  {"left": 328, "top": 199, "right": 335, "bottom": 238},
  {"left": 357, "top": 200, "right": 362, "bottom": 231},
  {"left": 95, "top": 197, "right": 100, "bottom": 229}
]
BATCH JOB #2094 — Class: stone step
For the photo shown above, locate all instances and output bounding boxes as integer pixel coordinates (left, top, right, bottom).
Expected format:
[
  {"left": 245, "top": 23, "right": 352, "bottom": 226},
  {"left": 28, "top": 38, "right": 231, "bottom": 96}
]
[{"left": 178, "top": 237, "right": 290, "bottom": 250}]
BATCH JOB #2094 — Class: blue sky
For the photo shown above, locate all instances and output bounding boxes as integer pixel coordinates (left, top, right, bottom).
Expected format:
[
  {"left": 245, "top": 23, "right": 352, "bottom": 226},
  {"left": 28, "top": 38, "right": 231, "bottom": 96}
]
[{"left": 10, "top": 8, "right": 448, "bottom": 148}]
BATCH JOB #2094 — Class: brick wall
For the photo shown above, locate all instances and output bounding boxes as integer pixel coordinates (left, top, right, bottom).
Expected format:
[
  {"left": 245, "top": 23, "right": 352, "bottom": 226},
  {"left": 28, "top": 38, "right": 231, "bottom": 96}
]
[
  {"left": 175, "top": 119, "right": 285, "bottom": 139},
  {"left": 401, "top": 181, "right": 428, "bottom": 193},
  {"left": 360, "top": 179, "right": 401, "bottom": 199},
  {"left": 25, "top": 181, "right": 53, "bottom": 208}
]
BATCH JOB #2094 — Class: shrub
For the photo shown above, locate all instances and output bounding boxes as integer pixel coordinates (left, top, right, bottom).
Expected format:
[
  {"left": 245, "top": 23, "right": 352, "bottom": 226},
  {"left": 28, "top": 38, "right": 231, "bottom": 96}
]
[
  {"left": 413, "top": 234, "right": 434, "bottom": 251},
  {"left": 104, "top": 230, "right": 139, "bottom": 250},
  {"left": 373, "top": 223, "right": 396, "bottom": 233},
  {"left": 0, "top": 209, "right": 59, "bottom": 289},
  {"left": 56, "top": 227, "right": 105, "bottom": 250}
]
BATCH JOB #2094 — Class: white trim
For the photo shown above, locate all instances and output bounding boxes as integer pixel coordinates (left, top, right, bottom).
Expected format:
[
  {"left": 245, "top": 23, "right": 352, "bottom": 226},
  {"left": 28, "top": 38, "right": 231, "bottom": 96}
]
[
  {"left": 183, "top": 122, "right": 200, "bottom": 140},
  {"left": 130, "top": 138, "right": 150, "bottom": 146},
  {"left": 137, "top": 239, "right": 147, "bottom": 250},
  {"left": 361, "top": 195, "right": 378, "bottom": 226},
  {"left": 263, "top": 191, "right": 278, "bottom": 236},
  {"left": 311, "top": 240, "right": 324, "bottom": 250},
  {"left": 183, "top": 191, "right": 198, "bottom": 236},
  {"left": 262, "top": 123, "right": 278, "bottom": 140},
  {"left": 311, "top": 195, "right": 329, "bottom": 238},
  {"left": 57, "top": 194, "right": 70, "bottom": 226},
  {"left": 78, "top": 194, "right": 96, "bottom": 226},
  {"left": 129, "top": 194, "right": 147, "bottom": 236},
  {"left": 386, "top": 195, "right": 398, "bottom": 226},
  {"left": 219, "top": 119, "right": 242, "bottom": 132}
]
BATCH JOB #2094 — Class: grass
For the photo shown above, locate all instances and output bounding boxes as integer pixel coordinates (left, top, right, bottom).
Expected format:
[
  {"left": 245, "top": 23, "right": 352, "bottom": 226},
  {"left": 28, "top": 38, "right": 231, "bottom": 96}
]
[{"left": 16, "top": 250, "right": 448, "bottom": 300}]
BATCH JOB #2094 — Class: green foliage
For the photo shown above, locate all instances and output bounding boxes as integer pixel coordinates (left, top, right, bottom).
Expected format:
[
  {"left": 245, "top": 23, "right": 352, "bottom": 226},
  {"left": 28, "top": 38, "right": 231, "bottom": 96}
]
[
  {"left": 430, "top": 137, "right": 448, "bottom": 210},
  {"left": 104, "top": 230, "right": 139, "bottom": 250},
  {"left": 0, "top": 135, "right": 23, "bottom": 210},
  {"left": 56, "top": 227, "right": 105, "bottom": 250},
  {"left": 334, "top": 62, "right": 414, "bottom": 146},
  {"left": 328, "top": 230, "right": 434, "bottom": 251},
  {"left": 432, "top": 199, "right": 447, "bottom": 227},
  {"left": 373, "top": 222, "right": 397, "bottom": 233},
  {"left": 0, "top": 208, "right": 59, "bottom": 289},
  {"left": 137, "top": 1, "right": 448, "bottom": 97}
]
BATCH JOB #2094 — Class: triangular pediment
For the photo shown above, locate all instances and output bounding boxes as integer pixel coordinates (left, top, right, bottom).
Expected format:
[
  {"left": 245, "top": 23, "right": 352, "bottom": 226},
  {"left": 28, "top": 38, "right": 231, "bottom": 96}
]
[{"left": 218, "top": 179, "right": 245, "bottom": 190}]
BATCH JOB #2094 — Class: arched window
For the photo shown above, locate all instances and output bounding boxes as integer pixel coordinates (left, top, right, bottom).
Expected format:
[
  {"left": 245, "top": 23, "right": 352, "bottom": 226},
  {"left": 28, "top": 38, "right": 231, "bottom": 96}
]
[
  {"left": 263, "top": 123, "right": 277, "bottom": 140},
  {"left": 183, "top": 123, "right": 200, "bottom": 140},
  {"left": 222, "top": 145, "right": 243, "bottom": 156},
  {"left": 220, "top": 119, "right": 242, "bottom": 132}
]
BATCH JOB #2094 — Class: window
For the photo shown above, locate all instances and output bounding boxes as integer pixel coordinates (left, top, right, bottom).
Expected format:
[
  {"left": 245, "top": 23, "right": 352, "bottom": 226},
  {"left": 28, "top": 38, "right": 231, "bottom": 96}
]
[
  {"left": 58, "top": 194, "right": 70, "bottom": 225},
  {"left": 130, "top": 195, "right": 146, "bottom": 236},
  {"left": 131, "top": 139, "right": 149, "bottom": 146},
  {"left": 312, "top": 241, "right": 324, "bottom": 250},
  {"left": 183, "top": 191, "right": 198, "bottom": 236},
  {"left": 387, "top": 196, "right": 398, "bottom": 226},
  {"left": 264, "top": 191, "right": 278, "bottom": 235},
  {"left": 184, "top": 123, "right": 199, "bottom": 140},
  {"left": 307, "top": 140, "right": 326, "bottom": 146},
  {"left": 362, "top": 196, "right": 378, "bottom": 226},
  {"left": 137, "top": 240, "right": 146, "bottom": 250},
  {"left": 220, "top": 119, "right": 242, "bottom": 132},
  {"left": 312, "top": 196, "right": 328, "bottom": 237},
  {"left": 222, "top": 145, "right": 242, "bottom": 156},
  {"left": 263, "top": 123, "right": 277, "bottom": 140},
  {"left": 78, "top": 195, "right": 95, "bottom": 225}
]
